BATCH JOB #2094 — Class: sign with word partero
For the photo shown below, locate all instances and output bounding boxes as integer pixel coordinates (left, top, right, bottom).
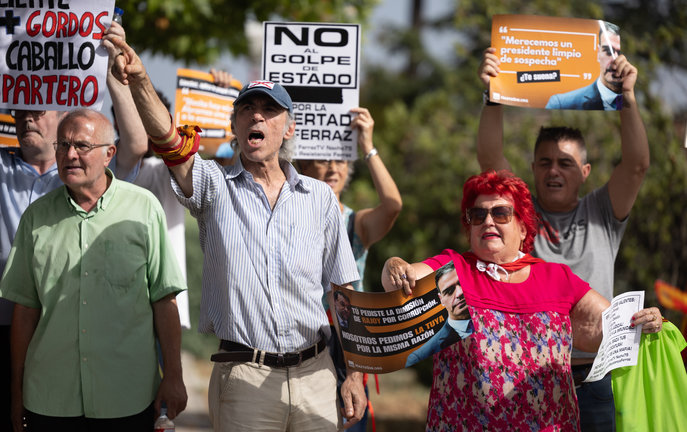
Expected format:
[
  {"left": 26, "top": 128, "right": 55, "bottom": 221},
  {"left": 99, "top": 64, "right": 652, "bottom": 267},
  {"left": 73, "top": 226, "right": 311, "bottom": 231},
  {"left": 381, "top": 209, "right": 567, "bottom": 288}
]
[
  {"left": 262, "top": 22, "right": 360, "bottom": 160},
  {"left": 0, "top": 0, "right": 114, "bottom": 111}
]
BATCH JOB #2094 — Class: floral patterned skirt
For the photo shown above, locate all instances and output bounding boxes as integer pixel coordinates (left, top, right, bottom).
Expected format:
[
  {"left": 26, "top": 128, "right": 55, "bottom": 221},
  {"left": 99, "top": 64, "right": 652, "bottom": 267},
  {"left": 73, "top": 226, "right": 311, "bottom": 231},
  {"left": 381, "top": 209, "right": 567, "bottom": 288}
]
[{"left": 426, "top": 307, "right": 580, "bottom": 431}]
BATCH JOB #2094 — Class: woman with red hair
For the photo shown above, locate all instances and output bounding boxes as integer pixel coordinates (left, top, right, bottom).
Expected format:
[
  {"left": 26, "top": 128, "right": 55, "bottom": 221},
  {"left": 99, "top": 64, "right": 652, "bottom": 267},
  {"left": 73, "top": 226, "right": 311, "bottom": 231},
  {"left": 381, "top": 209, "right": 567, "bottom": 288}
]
[{"left": 382, "top": 170, "right": 662, "bottom": 431}]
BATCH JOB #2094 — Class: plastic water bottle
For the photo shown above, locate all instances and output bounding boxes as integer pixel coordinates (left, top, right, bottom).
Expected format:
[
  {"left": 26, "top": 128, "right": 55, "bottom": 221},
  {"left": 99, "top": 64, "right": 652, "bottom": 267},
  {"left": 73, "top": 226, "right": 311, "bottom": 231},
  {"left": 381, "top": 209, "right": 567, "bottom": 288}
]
[
  {"left": 112, "top": 7, "right": 124, "bottom": 24},
  {"left": 154, "top": 408, "right": 175, "bottom": 432}
]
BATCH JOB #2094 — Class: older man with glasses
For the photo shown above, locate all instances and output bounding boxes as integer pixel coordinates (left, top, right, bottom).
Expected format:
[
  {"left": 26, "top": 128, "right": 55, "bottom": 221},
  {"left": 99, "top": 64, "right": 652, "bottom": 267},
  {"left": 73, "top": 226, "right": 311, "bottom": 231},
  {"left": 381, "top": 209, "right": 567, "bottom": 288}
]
[{"left": 0, "top": 108, "right": 187, "bottom": 431}]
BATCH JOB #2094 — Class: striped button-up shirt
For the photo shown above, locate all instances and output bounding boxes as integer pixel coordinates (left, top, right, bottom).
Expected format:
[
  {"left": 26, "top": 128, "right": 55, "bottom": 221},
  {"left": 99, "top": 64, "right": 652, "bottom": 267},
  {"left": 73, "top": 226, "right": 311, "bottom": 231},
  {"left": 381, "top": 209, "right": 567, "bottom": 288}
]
[{"left": 173, "top": 156, "right": 359, "bottom": 353}]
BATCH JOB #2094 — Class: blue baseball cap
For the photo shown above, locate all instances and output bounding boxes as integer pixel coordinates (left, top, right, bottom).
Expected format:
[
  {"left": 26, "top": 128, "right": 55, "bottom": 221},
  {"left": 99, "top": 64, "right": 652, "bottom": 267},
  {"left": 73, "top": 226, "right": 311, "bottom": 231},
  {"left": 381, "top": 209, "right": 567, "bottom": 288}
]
[{"left": 233, "top": 81, "right": 293, "bottom": 113}]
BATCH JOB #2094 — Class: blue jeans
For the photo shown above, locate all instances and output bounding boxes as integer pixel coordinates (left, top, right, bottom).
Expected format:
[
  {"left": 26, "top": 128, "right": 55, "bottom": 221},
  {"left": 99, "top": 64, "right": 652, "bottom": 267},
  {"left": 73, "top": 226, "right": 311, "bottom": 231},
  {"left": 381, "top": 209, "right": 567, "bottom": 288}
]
[{"left": 575, "top": 371, "right": 615, "bottom": 431}]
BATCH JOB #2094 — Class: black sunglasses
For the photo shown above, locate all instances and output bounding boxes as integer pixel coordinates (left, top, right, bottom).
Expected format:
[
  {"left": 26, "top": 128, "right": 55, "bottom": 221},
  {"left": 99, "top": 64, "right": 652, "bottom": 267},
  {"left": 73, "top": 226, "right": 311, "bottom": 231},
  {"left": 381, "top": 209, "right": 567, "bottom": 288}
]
[{"left": 466, "top": 206, "right": 514, "bottom": 226}]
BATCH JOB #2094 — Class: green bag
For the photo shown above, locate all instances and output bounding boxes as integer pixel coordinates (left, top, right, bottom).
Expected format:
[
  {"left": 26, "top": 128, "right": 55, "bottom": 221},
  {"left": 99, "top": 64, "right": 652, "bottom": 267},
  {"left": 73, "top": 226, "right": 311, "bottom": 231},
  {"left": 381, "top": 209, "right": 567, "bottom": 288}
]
[{"left": 612, "top": 321, "right": 687, "bottom": 432}]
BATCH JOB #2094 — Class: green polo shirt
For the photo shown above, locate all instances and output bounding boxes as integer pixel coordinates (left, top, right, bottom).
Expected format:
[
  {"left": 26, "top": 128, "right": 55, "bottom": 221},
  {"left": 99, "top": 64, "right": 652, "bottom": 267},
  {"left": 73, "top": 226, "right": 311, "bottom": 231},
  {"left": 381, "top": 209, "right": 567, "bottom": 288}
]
[{"left": 0, "top": 170, "right": 186, "bottom": 418}]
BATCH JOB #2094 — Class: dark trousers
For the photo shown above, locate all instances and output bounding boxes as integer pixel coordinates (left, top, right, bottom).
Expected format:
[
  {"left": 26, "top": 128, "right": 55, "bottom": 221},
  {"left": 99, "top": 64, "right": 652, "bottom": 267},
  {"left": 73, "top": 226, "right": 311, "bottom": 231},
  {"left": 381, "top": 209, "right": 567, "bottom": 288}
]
[
  {"left": 25, "top": 403, "right": 154, "bottom": 432},
  {"left": 574, "top": 364, "right": 616, "bottom": 432}
]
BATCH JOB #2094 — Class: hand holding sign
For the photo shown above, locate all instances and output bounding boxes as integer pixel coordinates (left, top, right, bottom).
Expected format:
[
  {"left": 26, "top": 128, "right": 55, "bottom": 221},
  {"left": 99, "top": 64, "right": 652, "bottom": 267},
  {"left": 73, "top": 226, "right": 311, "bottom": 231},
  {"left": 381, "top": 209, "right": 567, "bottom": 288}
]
[
  {"left": 612, "top": 55, "right": 638, "bottom": 95},
  {"left": 478, "top": 47, "right": 501, "bottom": 89},
  {"left": 382, "top": 257, "right": 419, "bottom": 295},
  {"left": 101, "top": 21, "right": 126, "bottom": 70},
  {"left": 349, "top": 107, "right": 374, "bottom": 155}
]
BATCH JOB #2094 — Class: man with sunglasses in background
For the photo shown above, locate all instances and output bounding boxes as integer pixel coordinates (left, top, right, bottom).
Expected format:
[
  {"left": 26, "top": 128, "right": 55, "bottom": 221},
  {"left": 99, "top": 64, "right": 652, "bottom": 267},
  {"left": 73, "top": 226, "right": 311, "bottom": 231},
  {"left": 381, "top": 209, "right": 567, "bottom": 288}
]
[
  {"left": 0, "top": 109, "right": 187, "bottom": 430},
  {"left": 545, "top": 21, "right": 624, "bottom": 111},
  {"left": 477, "top": 32, "right": 649, "bottom": 430},
  {"left": 405, "top": 261, "right": 473, "bottom": 368}
]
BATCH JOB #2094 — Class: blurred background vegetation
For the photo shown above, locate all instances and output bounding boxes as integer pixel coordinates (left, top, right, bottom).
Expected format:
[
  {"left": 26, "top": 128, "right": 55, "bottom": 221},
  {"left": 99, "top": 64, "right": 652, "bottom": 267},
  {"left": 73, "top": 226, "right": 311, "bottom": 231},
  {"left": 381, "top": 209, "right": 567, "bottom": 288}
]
[{"left": 120, "top": 0, "right": 687, "bottom": 386}]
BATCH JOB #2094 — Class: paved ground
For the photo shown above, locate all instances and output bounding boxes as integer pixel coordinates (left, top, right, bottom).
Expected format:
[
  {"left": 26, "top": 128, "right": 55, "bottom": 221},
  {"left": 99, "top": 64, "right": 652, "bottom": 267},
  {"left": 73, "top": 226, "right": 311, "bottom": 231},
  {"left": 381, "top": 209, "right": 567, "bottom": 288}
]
[{"left": 173, "top": 351, "right": 429, "bottom": 432}]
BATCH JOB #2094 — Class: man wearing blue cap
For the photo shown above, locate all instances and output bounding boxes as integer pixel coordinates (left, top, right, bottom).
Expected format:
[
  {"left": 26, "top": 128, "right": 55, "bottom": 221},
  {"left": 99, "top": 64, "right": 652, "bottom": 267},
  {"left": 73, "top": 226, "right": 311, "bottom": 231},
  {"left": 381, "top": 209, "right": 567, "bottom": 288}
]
[{"left": 108, "top": 36, "right": 366, "bottom": 431}]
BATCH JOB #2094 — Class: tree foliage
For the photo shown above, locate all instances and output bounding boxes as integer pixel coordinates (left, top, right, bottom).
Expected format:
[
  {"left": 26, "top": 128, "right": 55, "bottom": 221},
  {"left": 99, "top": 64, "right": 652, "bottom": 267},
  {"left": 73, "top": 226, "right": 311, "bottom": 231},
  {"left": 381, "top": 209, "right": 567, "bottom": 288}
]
[{"left": 115, "top": 0, "right": 378, "bottom": 64}]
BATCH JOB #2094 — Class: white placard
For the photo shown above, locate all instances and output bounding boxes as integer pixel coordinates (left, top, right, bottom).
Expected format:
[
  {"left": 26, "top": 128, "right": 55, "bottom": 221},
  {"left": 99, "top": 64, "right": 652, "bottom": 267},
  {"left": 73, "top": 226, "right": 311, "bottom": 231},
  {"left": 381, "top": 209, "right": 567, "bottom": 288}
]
[
  {"left": 584, "top": 290, "right": 644, "bottom": 382},
  {"left": 0, "top": 0, "right": 114, "bottom": 111},
  {"left": 262, "top": 21, "right": 360, "bottom": 160}
]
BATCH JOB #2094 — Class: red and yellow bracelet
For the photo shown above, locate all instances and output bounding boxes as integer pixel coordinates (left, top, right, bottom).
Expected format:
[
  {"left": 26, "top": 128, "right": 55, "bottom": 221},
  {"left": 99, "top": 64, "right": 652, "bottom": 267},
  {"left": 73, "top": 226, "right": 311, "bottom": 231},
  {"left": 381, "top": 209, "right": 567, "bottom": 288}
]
[{"left": 151, "top": 124, "right": 202, "bottom": 167}]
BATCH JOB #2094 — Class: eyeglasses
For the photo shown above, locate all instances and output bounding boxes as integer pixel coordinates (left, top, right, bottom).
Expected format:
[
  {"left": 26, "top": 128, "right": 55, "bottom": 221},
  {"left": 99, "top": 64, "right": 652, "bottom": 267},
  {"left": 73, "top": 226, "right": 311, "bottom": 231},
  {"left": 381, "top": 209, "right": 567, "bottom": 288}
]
[
  {"left": 54, "top": 141, "right": 112, "bottom": 154},
  {"left": 466, "top": 205, "right": 514, "bottom": 225},
  {"left": 11, "top": 110, "right": 46, "bottom": 120},
  {"left": 312, "top": 160, "right": 348, "bottom": 168}
]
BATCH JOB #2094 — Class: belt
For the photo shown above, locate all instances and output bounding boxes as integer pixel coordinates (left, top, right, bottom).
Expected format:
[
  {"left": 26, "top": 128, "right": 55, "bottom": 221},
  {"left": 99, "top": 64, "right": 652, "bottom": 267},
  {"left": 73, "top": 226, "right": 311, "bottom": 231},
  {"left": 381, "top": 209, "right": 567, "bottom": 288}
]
[
  {"left": 210, "top": 338, "right": 326, "bottom": 368},
  {"left": 571, "top": 363, "right": 594, "bottom": 387}
]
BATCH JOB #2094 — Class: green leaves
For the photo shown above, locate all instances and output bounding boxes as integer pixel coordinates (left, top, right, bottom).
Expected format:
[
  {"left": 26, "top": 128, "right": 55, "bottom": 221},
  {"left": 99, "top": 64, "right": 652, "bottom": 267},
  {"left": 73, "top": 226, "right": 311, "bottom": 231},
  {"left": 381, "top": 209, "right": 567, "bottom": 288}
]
[{"left": 115, "top": 0, "right": 376, "bottom": 64}]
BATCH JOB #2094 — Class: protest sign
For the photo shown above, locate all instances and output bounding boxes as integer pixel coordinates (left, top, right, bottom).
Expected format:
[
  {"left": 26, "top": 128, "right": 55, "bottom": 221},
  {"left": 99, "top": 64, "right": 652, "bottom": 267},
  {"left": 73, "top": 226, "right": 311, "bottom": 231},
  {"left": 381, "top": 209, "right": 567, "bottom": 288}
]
[
  {"left": 333, "top": 261, "right": 473, "bottom": 373},
  {"left": 0, "top": 110, "right": 18, "bottom": 147},
  {"left": 0, "top": 0, "right": 114, "bottom": 111},
  {"left": 584, "top": 291, "right": 644, "bottom": 382},
  {"left": 174, "top": 68, "right": 241, "bottom": 156},
  {"left": 262, "top": 22, "right": 360, "bottom": 160},
  {"left": 490, "top": 14, "right": 623, "bottom": 110}
]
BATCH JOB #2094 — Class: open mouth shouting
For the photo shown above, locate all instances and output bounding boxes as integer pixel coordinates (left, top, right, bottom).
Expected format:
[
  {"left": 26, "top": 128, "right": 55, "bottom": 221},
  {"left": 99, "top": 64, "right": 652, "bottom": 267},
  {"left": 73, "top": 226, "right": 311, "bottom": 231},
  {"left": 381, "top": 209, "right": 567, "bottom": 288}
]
[{"left": 248, "top": 131, "right": 265, "bottom": 145}]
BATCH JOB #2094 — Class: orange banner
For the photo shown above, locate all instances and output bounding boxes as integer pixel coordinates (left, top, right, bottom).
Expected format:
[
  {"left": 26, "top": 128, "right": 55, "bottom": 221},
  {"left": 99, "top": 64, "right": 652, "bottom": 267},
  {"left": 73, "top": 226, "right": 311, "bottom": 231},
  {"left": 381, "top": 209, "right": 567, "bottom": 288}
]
[
  {"left": 490, "top": 15, "right": 622, "bottom": 110},
  {"left": 0, "top": 112, "right": 18, "bottom": 148},
  {"left": 654, "top": 280, "right": 687, "bottom": 314},
  {"left": 174, "top": 69, "right": 241, "bottom": 156}
]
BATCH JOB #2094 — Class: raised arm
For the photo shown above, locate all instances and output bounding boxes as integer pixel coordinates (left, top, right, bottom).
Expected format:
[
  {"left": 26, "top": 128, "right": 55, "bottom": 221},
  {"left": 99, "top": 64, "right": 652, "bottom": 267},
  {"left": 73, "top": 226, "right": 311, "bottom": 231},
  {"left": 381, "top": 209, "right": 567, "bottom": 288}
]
[
  {"left": 106, "top": 36, "right": 195, "bottom": 197},
  {"left": 152, "top": 294, "right": 187, "bottom": 419},
  {"left": 10, "top": 304, "right": 39, "bottom": 432},
  {"left": 606, "top": 55, "right": 650, "bottom": 220},
  {"left": 349, "top": 107, "right": 402, "bottom": 249},
  {"left": 102, "top": 22, "right": 148, "bottom": 179},
  {"left": 476, "top": 47, "right": 511, "bottom": 172}
]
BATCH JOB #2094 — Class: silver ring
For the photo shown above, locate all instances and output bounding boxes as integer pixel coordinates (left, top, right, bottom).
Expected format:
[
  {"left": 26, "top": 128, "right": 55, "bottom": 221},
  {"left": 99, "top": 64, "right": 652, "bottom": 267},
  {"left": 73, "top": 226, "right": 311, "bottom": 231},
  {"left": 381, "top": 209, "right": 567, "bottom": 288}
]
[{"left": 401, "top": 274, "right": 407, "bottom": 280}]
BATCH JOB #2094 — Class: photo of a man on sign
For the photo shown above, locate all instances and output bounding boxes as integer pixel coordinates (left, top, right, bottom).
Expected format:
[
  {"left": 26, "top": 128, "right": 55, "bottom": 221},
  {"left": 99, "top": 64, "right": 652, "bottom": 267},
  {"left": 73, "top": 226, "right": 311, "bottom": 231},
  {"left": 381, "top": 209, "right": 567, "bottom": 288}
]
[
  {"left": 546, "top": 21, "right": 624, "bottom": 110},
  {"left": 404, "top": 261, "right": 473, "bottom": 367},
  {"left": 488, "top": 15, "right": 636, "bottom": 111}
]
